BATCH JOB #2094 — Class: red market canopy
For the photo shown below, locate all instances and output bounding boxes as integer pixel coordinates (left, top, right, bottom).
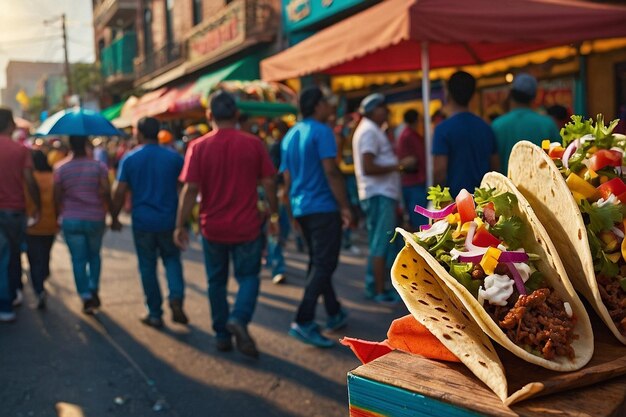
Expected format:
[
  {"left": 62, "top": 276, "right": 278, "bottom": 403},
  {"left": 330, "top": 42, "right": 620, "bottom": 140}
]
[{"left": 261, "top": 0, "right": 626, "bottom": 81}]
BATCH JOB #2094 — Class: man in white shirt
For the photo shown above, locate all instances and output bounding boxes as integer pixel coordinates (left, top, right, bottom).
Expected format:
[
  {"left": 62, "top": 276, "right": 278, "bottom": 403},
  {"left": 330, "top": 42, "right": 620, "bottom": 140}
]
[{"left": 353, "top": 94, "right": 415, "bottom": 304}]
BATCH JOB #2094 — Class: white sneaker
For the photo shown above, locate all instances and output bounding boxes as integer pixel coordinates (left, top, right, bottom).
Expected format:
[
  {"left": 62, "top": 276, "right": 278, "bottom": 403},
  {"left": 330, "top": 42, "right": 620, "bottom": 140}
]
[
  {"left": 12, "top": 289, "right": 23, "bottom": 307},
  {"left": 272, "top": 273, "right": 286, "bottom": 284},
  {"left": 348, "top": 246, "right": 362, "bottom": 255},
  {"left": 0, "top": 311, "right": 16, "bottom": 322}
]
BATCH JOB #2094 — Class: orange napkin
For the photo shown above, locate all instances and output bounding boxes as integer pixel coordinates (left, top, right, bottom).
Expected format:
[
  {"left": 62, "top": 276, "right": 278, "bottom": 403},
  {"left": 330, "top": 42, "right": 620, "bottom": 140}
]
[{"left": 341, "top": 314, "right": 460, "bottom": 364}]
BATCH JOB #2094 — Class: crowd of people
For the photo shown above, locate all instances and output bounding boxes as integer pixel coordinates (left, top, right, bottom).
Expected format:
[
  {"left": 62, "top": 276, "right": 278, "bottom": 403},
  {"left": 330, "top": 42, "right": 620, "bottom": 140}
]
[{"left": 0, "top": 70, "right": 567, "bottom": 354}]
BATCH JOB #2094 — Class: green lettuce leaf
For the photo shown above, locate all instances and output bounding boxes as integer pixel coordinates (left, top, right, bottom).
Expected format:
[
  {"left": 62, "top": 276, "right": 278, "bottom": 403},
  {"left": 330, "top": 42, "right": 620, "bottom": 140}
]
[
  {"left": 580, "top": 200, "right": 623, "bottom": 234},
  {"left": 427, "top": 185, "right": 453, "bottom": 209},
  {"left": 474, "top": 187, "right": 518, "bottom": 217},
  {"left": 561, "top": 115, "right": 594, "bottom": 146},
  {"left": 490, "top": 215, "right": 525, "bottom": 250},
  {"left": 449, "top": 261, "right": 480, "bottom": 298}
]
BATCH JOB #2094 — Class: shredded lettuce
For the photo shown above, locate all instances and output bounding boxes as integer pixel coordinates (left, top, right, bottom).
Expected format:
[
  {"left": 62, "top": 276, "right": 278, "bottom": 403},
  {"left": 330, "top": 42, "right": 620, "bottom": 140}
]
[
  {"left": 448, "top": 261, "right": 480, "bottom": 298},
  {"left": 587, "top": 230, "right": 619, "bottom": 278},
  {"left": 525, "top": 271, "right": 545, "bottom": 292},
  {"left": 561, "top": 115, "right": 594, "bottom": 146},
  {"left": 474, "top": 188, "right": 518, "bottom": 217}
]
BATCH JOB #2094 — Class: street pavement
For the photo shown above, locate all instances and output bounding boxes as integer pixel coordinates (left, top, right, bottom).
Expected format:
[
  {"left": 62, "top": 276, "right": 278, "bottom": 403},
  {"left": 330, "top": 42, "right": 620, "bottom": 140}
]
[{"left": 0, "top": 219, "right": 408, "bottom": 417}]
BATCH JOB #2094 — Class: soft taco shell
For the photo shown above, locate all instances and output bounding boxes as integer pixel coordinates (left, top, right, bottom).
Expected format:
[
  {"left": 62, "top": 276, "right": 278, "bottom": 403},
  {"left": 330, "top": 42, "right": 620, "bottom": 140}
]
[
  {"left": 509, "top": 140, "right": 626, "bottom": 344},
  {"left": 395, "top": 171, "right": 593, "bottom": 371},
  {"left": 391, "top": 245, "right": 508, "bottom": 401}
]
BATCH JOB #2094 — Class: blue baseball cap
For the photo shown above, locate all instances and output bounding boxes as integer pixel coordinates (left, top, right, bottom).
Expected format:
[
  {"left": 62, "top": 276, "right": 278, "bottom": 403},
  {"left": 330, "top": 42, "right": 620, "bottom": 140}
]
[
  {"left": 359, "top": 93, "right": 386, "bottom": 114},
  {"left": 511, "top": 73, "right": 537, "bottom": 98}
]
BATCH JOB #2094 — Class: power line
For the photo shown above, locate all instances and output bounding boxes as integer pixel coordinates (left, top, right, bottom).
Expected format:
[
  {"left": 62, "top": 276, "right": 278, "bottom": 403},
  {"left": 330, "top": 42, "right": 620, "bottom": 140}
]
[{"left": 0, "top": 35, "right": 61, "bottom": 47}]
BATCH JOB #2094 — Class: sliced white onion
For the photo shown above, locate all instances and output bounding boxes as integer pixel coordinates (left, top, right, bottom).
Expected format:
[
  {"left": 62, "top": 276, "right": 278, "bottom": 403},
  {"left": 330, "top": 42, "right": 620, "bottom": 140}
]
[
  {"left": 415, "top": 219, "right": 449, "bottom": 240},
  {"left": 562, "top": 138, "right": 580, "bottom": 169},
  {"left": 580, "top": 134, "right": 595, "bottom": 143},
  {"left": 611, "top": 226, "right": 624, "bottom": 239}
]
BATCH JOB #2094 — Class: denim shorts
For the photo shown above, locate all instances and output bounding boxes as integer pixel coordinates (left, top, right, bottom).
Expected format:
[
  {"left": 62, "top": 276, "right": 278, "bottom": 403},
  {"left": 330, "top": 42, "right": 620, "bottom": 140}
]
[{"left": 361, "top": 195, "right": 397, "bottom": 258}]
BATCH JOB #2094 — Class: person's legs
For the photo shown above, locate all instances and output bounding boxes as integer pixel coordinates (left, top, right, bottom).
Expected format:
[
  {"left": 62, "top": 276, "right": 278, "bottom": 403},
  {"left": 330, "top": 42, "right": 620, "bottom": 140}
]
[
  {"left": 402, "top": 184, "right": 428, "bottom": 229},
  {"left": 157, "top": 230, "right": 188, "bottom": 324},
  {"left": 0, "top": 214, "right": 12, "bottom": 315},
  {"left": 294, "top": 212, "right": 342, "bottom": 324},
  {"left": 230, "top": 235, "right": 263, "bottom": 326},
  {"left": 363, "top": 196, "right": 398, "bottom": 299},
  {"left": 25, "top": 234, "right": 53, "bottom": 295},
  {"left": 62, "top": 219, "right": 91, "bottom": 300},
  {"left": 361, "top": 198, "right": 379, "bottom": 297},
  {"left": 132, "top": 230, "right": 163, "bottom": 319},
  {"left": 85, "top": 221, "right": 105, "bottom": 295},
  {"left": 201, "top": 238, "right": 231, "bottom": 340}
]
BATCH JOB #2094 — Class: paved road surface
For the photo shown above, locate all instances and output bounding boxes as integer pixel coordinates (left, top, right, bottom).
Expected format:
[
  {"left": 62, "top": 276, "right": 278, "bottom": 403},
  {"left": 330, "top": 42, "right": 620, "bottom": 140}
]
[{"left": 0, "top": 220, "right": 407, "bottom": 417}]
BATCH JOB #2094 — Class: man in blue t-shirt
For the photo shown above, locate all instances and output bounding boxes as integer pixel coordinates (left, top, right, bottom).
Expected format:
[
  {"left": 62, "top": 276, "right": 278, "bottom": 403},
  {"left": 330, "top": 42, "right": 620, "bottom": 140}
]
[
  {"left": 111, "top": 117, "right": 187, "bottom": 328},
  {"left": 281, "top": 86, "right": 353, "bottom": 348},
  {"left": 433, "top": 71, "right": 499, "bottom": 196}
]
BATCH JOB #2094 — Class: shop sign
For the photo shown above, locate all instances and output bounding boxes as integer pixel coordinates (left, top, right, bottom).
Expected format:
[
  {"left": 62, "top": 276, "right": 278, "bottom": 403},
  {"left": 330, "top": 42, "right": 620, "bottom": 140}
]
[
  {"left": 282, "top": 0, "right": 368, "bottom": 33},
  {"left": 188, "top": 0, "right": 246, "bottom": 64}
]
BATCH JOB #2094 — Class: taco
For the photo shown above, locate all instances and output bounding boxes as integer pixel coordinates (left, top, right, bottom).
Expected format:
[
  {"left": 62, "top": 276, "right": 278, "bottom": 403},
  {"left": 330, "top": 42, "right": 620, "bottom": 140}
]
[
  {"left": 392, "top": 172, "right": 593, "bottom": 374},
  {"left": 509, "top": 115, "right": 626, "bottom": 344}
]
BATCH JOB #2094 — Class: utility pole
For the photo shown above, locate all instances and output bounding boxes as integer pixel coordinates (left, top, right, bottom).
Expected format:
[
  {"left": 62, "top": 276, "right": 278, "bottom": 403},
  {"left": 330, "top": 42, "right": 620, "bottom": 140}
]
[
  {"left": 44, "top": 14, "right": 73, "bottom": 98},
  {"left": 61, "top": 13, "right": 73, "bottom": 96}
]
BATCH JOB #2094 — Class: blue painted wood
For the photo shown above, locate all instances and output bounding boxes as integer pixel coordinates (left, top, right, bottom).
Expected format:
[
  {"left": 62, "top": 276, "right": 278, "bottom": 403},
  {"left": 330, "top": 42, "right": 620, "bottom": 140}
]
[{"left": 348, "top": 373, "right": 484, "bottom": 417}]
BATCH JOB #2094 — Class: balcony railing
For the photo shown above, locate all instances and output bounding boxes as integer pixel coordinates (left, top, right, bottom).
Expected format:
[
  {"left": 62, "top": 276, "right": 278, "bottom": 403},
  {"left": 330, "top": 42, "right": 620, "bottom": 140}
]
[
  {"left": 100, "top": 32, "right": 137, "bottom": 82},
  {"left": 93, "top": 0, "right": 137, "bottom": 29},
  {"left": 134, "top": 41, "right": 184, "bottom": 81}
]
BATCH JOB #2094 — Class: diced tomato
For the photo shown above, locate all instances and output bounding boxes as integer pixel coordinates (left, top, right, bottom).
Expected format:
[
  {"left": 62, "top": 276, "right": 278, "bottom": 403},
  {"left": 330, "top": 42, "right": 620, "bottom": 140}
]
[
  {"left": 455, "top": 189, "right": 476, "bottom": 224},
  {"left": 472, "top": 226, "right": 502, "bottom": 248},
  {"left": 589, "top": 149, "right": 623, "bottom": 171},
  {"left": 617, "top": 191, "right": 626, "bottom": 205},
  {"left": 548, "top": 146, "right": 565, "bottom": 159},
  {"left": 597, "top": 177, "right": 626, "bottom": 200}
]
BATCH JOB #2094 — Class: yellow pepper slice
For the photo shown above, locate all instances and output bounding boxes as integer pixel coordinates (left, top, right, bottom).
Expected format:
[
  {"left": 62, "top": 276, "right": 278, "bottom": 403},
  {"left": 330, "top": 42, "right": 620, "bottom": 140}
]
[
  {"left": 480, "top": 247, "right": 502, "bottom": 276},
  {"left": 607, "top": 252, "right": 621, "bottom": 263},
  {"left": 566, "top": 172, "right": 599, "bottom": 201},
  {"left": 621, "top": 233, "right": 626, "bottom": 263},
  {"left": 541, "top": 139, "right": 551, "bottom": 150}
]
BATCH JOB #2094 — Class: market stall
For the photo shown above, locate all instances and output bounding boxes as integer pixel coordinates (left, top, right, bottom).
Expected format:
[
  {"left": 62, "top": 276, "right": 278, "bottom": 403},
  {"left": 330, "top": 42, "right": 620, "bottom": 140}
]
[{"left": 261, "top": 0, "right": 626, "bottom": 186}]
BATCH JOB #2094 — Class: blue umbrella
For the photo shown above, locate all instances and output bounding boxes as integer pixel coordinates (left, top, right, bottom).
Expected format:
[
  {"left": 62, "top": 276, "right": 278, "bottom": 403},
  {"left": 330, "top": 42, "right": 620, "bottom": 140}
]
[{"left": 36, "top": 107, "right": 122, "bottom": 136}]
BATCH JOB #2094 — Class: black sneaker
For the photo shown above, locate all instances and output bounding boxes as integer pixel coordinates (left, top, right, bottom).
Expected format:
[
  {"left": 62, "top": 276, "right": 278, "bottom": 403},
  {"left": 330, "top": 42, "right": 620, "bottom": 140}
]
[
  {"left": 225, "top": 320, "right": 259, "bottom": 358},
  {"left": 91, "top": 291, "right": 101, "bottom": 308},
  {"left": 82, "top": 298, "right": 98, "bottom": 315},
  {"left": 140, "top": 315, "right": 164, "bottom": 329},
  {"left": 36, "top": 292, "right": 46, "bottom": 310},
  {"left": 216, "top": 337, "right": 233, "bottom": 352},
  {"left": 169, "top": 299, "right": 189, "bottom": 324}
]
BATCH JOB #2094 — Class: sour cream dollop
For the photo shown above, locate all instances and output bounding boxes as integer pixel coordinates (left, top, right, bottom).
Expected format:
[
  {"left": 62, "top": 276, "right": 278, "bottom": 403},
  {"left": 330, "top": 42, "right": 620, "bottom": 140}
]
[{"left": 478, "top": 274, "right": 514, "bottom": 306}]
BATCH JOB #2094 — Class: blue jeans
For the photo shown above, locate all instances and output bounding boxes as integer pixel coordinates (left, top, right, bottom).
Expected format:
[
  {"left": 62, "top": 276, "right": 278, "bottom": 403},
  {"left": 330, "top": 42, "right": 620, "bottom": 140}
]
[
  {"left": 361, "top": 196, "right": 400, "bottom": 295},
  {"left": 132, "top": 229, "right": 185, "bottom": 318},
  {"left": 62, "top": 219, "right": 105, "bottom": 300},
  {"left": 202, "top": 235, "right": 263, "bottom": 340},
  {"left": 402, "top": 184, "right": 428, "bottom": 228},
  {"left": 266, "top": 204, "right": 290, "bottom": 277},
  {"left": 0, "top": 210, "right": 25, "bottom": 313}
]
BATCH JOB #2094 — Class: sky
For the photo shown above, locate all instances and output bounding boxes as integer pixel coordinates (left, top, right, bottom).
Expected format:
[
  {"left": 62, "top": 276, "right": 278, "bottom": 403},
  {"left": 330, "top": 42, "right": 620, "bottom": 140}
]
[{"left": 0, "top": 0, "right": 95, "bottom": 88}]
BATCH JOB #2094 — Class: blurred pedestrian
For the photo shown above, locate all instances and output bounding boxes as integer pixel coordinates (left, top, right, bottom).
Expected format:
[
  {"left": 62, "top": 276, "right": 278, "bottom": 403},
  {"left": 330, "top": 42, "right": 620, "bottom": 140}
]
[
  {"left": 54, "top": 136, "right": 113, "bottom": 314},
  {"left": 546, "top": 104, "right": 570, "bottom": 130},
  {"left": 0, "top": 107, "right": 40, "bottom": 322},
  {"left": 175, "top": 90, "right": 279, "bottom": 358},
  {"left": 281, "top": 86, "right": 353, "bottom": 348},
  {"left": 492, "top": 73, "right": 560, "bottom": 174},
  {"left": 433, "top": 71, "right": 499, "bottom": 196},
  {"left": 92, "top": 137, "right": 108, "bottom": 166},
  {"left": 25, "top": 150, "right": 58, "bottom": 309},
  {"left": 397, "top": 109, "right": 427, "bottom": 230},
  {"left": 266, "top": 120, "right": 290, "bottom": 285},
  {"left": 353, "top": 94, "right": 415, "bottom": 303},
  {"left": 111, "top": 117, "right": 187, "bottom": 328}
]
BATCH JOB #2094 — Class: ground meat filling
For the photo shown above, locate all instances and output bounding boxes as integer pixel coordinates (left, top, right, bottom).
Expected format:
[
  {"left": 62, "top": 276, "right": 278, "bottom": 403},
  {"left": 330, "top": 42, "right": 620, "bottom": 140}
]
[
  {"left": 597, "top": 275, "right": 626, "bottom": 334},
  {"left": 485, "top": 288, "right": 578, "bottom": 360}
]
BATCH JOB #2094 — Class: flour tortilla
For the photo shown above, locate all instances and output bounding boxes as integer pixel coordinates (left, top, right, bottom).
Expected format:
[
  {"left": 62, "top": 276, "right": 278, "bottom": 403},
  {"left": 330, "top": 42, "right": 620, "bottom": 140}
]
[
  {"left": 509, "top": 140, "right": 626, "bottom": 344},
  {"left": 393, "top": 171, "right": 593, "bottom": 373},
  {"left": 391, "top": 245, "right": 508, "bottom": 401}
]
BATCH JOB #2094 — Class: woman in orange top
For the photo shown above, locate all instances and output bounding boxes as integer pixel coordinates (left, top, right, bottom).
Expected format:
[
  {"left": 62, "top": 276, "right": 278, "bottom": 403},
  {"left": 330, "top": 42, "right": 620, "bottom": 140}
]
[{"left": 25, "top": 150, "right": 58, "bottom": 309}]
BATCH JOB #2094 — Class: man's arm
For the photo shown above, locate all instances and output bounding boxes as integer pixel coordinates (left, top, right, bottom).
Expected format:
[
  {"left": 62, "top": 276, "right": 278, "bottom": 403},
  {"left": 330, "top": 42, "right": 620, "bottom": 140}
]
[
  {"left": 24, "top": 168, "right": 40, "bottom": 214},
  {"left": 322, "top": 158, "right": 353, "bottom": 228},
  {"left": 433, "top": 155, "right": 448, "bottom": 186},
  {"left": 99, "top": 174, "right": 114, "bottom": 218},
  {"left": 110, "top": 180, "right": 128, "bottom": 230},
  {"left": 362, "top": 152, "right": 400, "bottom": 176},
  {"left": 173, "top": 182, "right": 199, "bottom": 250}
]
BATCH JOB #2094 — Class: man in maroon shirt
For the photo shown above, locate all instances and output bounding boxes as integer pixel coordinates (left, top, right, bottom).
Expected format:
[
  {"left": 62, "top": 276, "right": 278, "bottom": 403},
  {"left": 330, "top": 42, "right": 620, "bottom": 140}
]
[
  {"left": 397, "top": 109, "right": 427, "bottom": 230},
  {"left": 0, "top": 107, "right": 40, "bottom": 322},
  {"left": 174, "top": 91, "right": 279, "bottom": 358}
]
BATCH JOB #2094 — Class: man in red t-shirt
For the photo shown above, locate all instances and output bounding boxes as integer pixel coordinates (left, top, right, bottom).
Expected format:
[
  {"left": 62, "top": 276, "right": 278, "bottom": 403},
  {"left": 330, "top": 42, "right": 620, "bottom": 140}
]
[
  {"left": 0, "top": 107, "right": 40, "bottom": 322},
  {"left": 397, "top": 109, "right": 427, "bottom": 230},
  {"left": 175, "top": 91, "right": 278, "bottom": 358}
]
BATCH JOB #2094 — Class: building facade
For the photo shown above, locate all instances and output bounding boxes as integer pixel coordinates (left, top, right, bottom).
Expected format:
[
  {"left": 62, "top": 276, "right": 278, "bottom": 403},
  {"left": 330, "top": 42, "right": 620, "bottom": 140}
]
[{"left": 0, "top": 61, "right": 65, "bottom": 116}]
